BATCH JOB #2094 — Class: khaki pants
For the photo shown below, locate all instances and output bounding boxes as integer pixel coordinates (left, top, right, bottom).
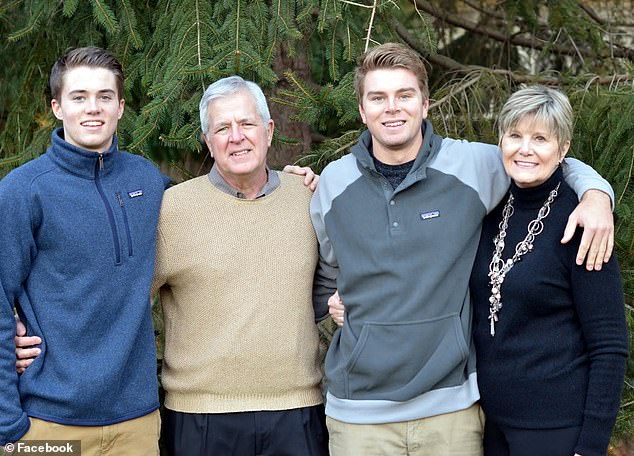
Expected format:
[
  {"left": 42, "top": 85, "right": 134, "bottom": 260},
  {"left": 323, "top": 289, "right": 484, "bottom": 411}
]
[
  {"left": 327, "top": 403, "right": 485, "bottom": 456},
  {"left": 19, "top": 409, "right": 160, "bottom": 456}
]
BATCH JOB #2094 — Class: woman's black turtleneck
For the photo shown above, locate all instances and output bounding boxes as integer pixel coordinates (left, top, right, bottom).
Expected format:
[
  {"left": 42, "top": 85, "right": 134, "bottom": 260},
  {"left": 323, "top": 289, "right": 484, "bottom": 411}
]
[{"left": 470, "top": 166, "right": 628, "bottom": 456}]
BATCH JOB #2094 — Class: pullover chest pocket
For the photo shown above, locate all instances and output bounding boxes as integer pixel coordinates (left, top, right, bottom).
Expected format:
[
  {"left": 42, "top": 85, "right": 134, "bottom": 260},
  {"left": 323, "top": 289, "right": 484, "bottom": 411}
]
[{"left": 116, "top": 192, "right": 134, "bottom": 257}]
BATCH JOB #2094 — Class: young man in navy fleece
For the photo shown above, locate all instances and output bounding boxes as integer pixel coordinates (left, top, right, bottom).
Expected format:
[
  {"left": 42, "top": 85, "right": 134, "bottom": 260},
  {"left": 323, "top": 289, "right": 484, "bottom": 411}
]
[{"left": 0, "top": 47, "right": 168, "bottom": 454}]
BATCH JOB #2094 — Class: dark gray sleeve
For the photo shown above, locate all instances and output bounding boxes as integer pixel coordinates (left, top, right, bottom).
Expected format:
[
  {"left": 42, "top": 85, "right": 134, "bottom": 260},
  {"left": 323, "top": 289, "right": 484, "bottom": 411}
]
[{"left": 310, "top": 182, "right": 338, "bottom": 322}]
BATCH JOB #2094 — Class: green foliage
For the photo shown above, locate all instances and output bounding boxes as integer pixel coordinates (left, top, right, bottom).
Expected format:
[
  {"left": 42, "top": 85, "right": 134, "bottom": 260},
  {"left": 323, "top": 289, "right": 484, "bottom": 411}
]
[
  {"left": 89, "top": 0, "right": 119, "bottom": 35},
  {"left": 616, "top": 305, "right": 634, "bottom": 440},
  {"left": 428, "top": 70, "right": 511, "bottom": 144},
  {"left": 295, "top": 129, "right": 362, "bottom": 173},
  {"left": 62, "top": 0, "right": 81, "bottom": 17},
  {"left": 272, "top": 70, "right": 358, "bottom": 134},
  {"left": 509, "top": 0, "right": 539, "bottom": 28},
  {"left": 568, "top": 90, "right": 634, "bottom": 438},
  {"left": 550, "top": 0, "right": 605, "bottom": 53}
]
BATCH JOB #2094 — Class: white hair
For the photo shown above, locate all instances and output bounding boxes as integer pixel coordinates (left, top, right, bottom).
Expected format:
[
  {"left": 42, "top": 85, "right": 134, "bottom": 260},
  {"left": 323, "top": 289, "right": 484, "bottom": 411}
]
[{"left": 199, "top": 76, "right": 271, "bottom": 135}]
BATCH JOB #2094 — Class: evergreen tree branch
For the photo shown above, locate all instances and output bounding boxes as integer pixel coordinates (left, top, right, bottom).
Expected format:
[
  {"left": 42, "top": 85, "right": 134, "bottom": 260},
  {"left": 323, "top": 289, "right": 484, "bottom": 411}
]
[
  {"left": 0, "top": 0, "right": 21, "bottom": 12},
  {"left": 128, "top": 121, "right": 158, "bottom": 152},
  {"left": 339, "top": 0, "right": 374, "bottom": 8},
  {"left": 195, "top": 0, "right": 202, "bottom": 67},
  {"left": 462, "top": 0, "right": 504, "bottom": 21},
  {"left": 410, "top": 0, "right": 634, "bottom": 59},
  {"left": 235, "top": 0, "right": 241, "bottom": 72},
  {"left": 428, "top": 71, "right": 482, "bottom": 110},
  {"left": 0, "top": 151, "right": 32, "bottom": 168},
  {"left": 284, "top": 72, "right": 318, "bottom": 103},
  {"left": 618, "top": 146, "right": 634, "bottom": 206},
  {"left": 7, "top": 8, "right": 44, "bottom": 42},
  {"left": 119, "top": 0, "right": 142, "bottom": 49},
  {"left": 394, "top": 20, "right": 633, "bottom": 86},
  {"left": 331, "top": 16, "right": 340, "bottom": 79},
  {"left": 578, "top": 1, "right": 603, "bottom": 24},
  {"left": 364, "top": 0, "right": 378, "bottom": 52},
  {"left": 578, "top": 1, "right": 634, "bottom": 27},
  {"left": 90, "top": 0, "right": 119, "bottom": 35},
  {"left": 62, "top": 0, "right": 80, "bottom": 17},
  {"left": 411, "top": 1, "right": 438, "bottom": 52}
]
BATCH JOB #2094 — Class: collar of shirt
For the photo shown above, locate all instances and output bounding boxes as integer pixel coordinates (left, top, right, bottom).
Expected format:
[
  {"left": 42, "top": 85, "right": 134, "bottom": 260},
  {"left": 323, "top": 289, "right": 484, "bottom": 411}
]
[{"left": 207, "top": 164, "right": 280, "bottom": 199}]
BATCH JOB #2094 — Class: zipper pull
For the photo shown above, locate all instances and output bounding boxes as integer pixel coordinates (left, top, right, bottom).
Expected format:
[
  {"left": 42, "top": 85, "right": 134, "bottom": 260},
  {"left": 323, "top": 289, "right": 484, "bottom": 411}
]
[
  {"left": 98, "top": 154, "right": 104, "bottom": 171},
  {"left": 116, "top": 192, "right": 123, "bottom": 207}
]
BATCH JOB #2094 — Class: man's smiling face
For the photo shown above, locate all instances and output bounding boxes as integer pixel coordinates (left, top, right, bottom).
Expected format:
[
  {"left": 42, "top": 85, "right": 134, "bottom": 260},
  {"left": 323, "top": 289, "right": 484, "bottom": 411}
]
[
  {"left": 203, "top": 89, "right": 273, "bottom": 190},
  {"left": 359, "top": 68, "right": 429, "bottom": 164},
  {"left": 51, "top": 66, "right": 124, "bottom": 153}
]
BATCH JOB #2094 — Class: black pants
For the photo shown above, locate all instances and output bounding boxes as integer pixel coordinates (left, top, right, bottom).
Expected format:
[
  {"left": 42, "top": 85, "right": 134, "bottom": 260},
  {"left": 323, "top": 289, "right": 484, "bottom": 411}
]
[
  {"left": 484, "top": 418, "right": 582, "bottom": 456},
  {"left": 163, "top": 405, "right": 328, "bottom": 456}
]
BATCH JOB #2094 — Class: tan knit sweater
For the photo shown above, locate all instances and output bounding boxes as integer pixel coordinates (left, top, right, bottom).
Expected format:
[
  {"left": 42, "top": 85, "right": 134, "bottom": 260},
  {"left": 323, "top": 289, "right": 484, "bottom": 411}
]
[{"left": 152, "top": 173, "right": 323, "bottom": 413}]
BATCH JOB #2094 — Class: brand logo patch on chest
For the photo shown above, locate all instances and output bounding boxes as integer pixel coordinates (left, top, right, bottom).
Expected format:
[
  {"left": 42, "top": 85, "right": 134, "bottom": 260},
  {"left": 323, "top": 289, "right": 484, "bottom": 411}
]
[
  {"left": 420, "top": 210, "right": 439, "bottom": 220},
  {"left": 128, "top": 189, "right": 143, "bottom": 198}
]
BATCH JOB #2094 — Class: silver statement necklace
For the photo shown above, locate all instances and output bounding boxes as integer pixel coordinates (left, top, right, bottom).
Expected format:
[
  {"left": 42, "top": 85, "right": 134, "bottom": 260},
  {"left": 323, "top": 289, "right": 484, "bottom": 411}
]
[{"left": 487, "top": 182, "right": 560, "bottom": 336}]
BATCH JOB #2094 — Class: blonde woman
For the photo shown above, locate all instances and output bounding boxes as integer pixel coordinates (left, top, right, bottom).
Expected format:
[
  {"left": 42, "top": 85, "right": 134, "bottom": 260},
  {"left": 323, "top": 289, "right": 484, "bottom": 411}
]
[{"left": 470, "top": 86, "right": 628, "bottom": 456}]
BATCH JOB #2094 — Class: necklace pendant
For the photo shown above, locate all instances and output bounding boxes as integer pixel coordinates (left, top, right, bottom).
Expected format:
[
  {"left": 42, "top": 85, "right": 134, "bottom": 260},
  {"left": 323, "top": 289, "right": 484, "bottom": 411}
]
[
  {"left": 488, "top": 309, "right": 499, "bottom": 337},
  {"left": 486, "top": 182, "right": 560, "bottom": 339}
]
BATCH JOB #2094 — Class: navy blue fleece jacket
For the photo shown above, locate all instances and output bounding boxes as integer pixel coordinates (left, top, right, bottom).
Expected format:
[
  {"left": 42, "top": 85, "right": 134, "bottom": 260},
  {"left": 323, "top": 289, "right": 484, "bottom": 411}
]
[{"left": 0, "top": 129, "right": 168, "bottom": 445}]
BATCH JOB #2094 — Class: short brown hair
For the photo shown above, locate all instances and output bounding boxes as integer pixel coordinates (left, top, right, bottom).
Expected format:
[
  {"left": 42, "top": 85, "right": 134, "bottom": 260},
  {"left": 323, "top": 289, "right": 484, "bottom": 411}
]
[
  {"left": 50, "top": 47, "right": 124, "bottom": 101},
  {"left": 354, "top": 43, "right": 429, "bottom": 102}
]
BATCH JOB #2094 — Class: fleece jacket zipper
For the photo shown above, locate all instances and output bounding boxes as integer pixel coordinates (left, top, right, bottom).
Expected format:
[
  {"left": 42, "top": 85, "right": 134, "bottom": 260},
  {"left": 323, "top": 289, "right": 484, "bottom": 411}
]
[{"left": 94, "top": 154, "right": 122, "bottom": 265}]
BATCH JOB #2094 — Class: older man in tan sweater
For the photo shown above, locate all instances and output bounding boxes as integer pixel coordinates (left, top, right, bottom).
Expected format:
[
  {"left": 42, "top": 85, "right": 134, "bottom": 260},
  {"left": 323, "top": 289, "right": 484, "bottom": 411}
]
[{"left": 151, "top": 76, "right": 329, "bottom": 455}]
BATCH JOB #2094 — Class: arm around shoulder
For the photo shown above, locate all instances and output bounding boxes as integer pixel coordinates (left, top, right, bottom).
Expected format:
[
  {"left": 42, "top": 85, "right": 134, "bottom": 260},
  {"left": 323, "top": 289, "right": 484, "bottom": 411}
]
[
  {"left": 309, "top": 174, "right": 339, "bottom": 321},
  {"left": 434, "top": 139, "right": 511, "bottom": 212},
  {"left": 562, "top": 158, "right": 614, "bottom": 207},
  {"left": 561, "top": 158, "right": 615, "bottom": 269}
]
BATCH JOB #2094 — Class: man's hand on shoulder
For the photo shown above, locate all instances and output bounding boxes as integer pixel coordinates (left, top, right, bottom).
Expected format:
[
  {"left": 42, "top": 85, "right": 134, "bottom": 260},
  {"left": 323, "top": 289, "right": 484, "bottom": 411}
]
[
  {"left": 283, "top": 165, "right": 319, "bottom": 192},
  {"left": 561, "top": 189, "right": 614, "bottom": 271}
]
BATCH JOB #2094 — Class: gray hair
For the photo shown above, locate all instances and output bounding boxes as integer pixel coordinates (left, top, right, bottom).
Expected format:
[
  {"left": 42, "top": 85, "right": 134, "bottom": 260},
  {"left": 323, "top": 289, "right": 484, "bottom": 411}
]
[
  {"left": 497, "top": 85, "right": 573, "bottom": 149},
  {"left": 199, "top": 76, "right": 271, "bottom": 135}
]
